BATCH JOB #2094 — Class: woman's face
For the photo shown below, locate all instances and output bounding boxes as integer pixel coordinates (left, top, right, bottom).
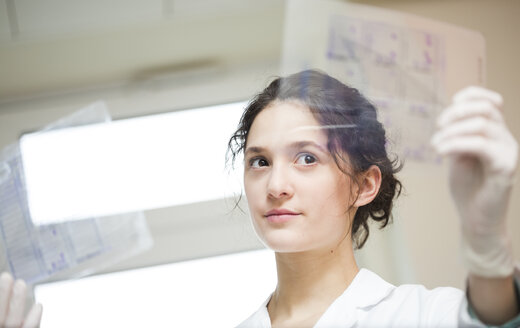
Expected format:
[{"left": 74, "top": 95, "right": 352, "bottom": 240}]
[{"left": 243, "top": 101, "right": 356, "bottom": 253}]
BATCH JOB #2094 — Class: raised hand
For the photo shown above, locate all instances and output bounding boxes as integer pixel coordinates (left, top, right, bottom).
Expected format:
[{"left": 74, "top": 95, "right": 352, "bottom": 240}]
[{"left": 431, "top": 86, "right": 518, "bottom": 277}]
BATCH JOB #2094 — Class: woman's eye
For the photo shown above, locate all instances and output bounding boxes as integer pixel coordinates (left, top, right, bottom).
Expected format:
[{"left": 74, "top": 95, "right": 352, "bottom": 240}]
[
  {"left": 295, "top": 154, "right": 317, "bottom": 165},
  {"left": 250, "top": 158, "right": 269, "bottom": 168}
]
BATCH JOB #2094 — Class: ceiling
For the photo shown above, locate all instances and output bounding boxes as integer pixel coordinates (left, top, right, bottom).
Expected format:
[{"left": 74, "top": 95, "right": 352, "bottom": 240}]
[
  {"left": 0, "top": 0, "right": 284, "bottom": 40},
  {"left": 0, "top": 0, "right": 285, "bottom": 103}
]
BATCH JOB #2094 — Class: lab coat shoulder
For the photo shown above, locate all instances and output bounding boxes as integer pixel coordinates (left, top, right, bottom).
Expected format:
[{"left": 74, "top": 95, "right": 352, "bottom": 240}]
[
  {"left": 363, "top": 281, "right": 463, "bottom": 326},
  {"left": 317, "top": 268, "right": 464, "bottom": 327},
  {"left": 237, "top": 268, "right": 467, "bottom": 328}
]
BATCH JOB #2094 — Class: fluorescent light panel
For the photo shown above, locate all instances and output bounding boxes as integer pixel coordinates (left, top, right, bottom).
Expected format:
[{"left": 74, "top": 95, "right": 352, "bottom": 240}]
[
  {"left": 35, "top": 249, "right": 276, "bottom": 328},
  {"left": 20, "top": 102, "right": 245, "bottom": 225}
]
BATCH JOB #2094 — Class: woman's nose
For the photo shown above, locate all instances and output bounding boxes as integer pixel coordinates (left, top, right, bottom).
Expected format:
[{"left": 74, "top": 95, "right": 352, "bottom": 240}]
[{"left": 266, "top": 165, "right": 294, "bottom": 199}]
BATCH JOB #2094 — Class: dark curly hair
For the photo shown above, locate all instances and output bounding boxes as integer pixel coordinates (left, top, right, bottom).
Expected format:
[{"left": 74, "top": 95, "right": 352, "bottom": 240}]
[{"left": 227, "top": 69, "right": 402, "bottom": 249}]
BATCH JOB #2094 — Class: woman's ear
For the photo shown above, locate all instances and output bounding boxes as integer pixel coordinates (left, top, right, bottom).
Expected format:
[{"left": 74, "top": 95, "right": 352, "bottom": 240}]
[{"left": 354, "top": 165, "right": 382, "bottom": 207}]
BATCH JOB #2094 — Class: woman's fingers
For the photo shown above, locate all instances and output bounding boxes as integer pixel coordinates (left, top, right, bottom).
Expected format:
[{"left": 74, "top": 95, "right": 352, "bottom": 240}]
[
  {"left": 438, "top": 86, "right": 504, "bottom": 128},
  {"left": 452, "top": 86, "right": 503, "bottom": 107},
  {"left": 433, "top": 86, "right": 518, "bottom": 175},
  {"left": 433, "top": 135, "right": 493, "bottom": 158},
  {"left": 437, "top": 100, "right": 504, "bottom": 127},
  {"left": 0, "top": 272, "right": 14, "bottom": 326},
  {"left": 0, "top": 272, "right": 42, "bottom": 328},
  {"left": 433, "top": 131, "right": 517, "bottom": 176},
  {"left": 4, "top": 279, "right": 27, "bottom": 328},
  {"left": 432, "top": 117, "right": 502, "bottom": 146},
  {"left": 22, "top": 304, "right": 42, "bottom": 328}
]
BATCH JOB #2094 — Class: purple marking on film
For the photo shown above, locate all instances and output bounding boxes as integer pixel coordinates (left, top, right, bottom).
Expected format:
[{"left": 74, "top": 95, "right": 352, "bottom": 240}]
[
  {"left": 424, "top": 51, "right": 433, "bottom": 65},
  {"left": 425, "top": 34, "right": 432, "bottom": 46},
  {"left": 410, "top": 104, "right": 428, "bottom": 116}
]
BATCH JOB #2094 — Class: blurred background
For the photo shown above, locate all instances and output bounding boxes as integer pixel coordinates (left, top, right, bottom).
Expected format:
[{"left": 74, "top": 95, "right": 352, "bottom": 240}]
[{"left": 0, "top": 0, "right": 519, "bottom": 327}]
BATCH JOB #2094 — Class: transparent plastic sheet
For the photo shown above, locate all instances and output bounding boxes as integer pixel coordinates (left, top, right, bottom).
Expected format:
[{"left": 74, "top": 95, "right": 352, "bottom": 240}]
[
  {"left": 282, "top": 0, "right": 486, "bottom": 163},
  {"left": 0, "top": 101, "right": 153, "bottom": 284},
  {"left": 280, "top": 0, "right": 486, "bottom": 284}
]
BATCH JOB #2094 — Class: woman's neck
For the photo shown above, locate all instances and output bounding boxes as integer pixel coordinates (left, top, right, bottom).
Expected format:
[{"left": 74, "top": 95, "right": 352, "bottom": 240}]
[{"left": 267, "top": 240, "right": 359, "bottom": 326}]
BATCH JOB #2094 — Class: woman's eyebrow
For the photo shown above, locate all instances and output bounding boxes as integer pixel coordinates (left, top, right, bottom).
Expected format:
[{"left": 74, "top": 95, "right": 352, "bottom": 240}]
[
  {"left": 245, "top": 141, "right": 328, "bottom": 156},
  {"left": 288, "top": 141, "right": 328, "bottom": 154},
  {"left": 244, "top": 146, "right": 264, "bottom": 156}
]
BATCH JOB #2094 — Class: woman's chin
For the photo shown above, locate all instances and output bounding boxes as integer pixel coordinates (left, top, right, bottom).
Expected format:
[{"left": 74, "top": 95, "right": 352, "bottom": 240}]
[{"left": 256, "top": 231, "right": 312, "bottom": 253}]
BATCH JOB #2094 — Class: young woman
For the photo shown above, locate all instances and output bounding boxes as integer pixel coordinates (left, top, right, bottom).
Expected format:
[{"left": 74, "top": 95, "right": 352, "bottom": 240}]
[
  {"left": 1, "top": 70, "right": 518, "bottom": 328},
  {"left": 227, "top": 70, "right": 519, "bottom": 327}
]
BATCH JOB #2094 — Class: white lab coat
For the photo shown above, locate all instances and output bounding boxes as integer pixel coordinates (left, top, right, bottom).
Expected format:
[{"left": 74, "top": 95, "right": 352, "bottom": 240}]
[{"left": 237, "top": 268, "right": 520, "bottom": 327}]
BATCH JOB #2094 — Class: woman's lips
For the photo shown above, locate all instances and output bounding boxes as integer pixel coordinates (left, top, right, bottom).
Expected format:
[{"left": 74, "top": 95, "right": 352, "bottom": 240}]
[{"left": 264, "top": 209, "right": 300, "bottom": 223}]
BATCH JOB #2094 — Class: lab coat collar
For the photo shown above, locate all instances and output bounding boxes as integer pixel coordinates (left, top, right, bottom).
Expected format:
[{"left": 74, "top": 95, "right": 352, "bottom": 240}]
[
  {"left": 313, "top": 268, "right": 395, "bottom": 327},
  {"left": 342, "top": 268, "right": 396, "bottom": 308},
  {"left": 242, "top": 268, "right": 395, "bottom": 328}
]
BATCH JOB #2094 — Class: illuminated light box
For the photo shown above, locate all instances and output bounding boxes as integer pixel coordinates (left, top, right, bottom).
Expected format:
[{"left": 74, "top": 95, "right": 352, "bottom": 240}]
[{"left": 20, "top": 102, "right": 245, "bottom": 225}]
